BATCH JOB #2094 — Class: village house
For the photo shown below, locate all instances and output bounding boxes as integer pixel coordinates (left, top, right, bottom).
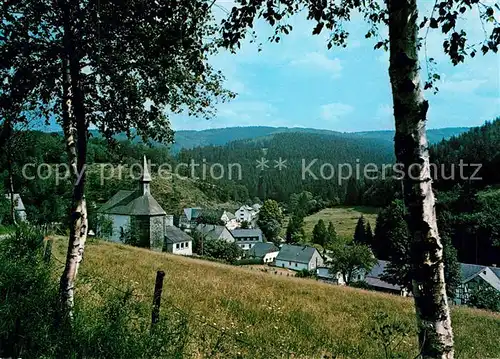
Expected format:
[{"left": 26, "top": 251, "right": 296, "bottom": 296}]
[
  {"left": 230, "top": 228, "right": 263, "bottom": 250},
  {"left": 164, "top": 215, "right": 193, "bottom": 256},
  {"left": 220, "top": 210, "right": 239, "bottom": 230},
  {"left": 179, "top": 207, "right": 203, "bottom": 231},
  {"left": 4, "top": 193, "right": 27, "bottom": 222},
  {"left": 234, "top": 205, "right": 259, "bottom": 223},
  {"left": 98, "top": 156, "right": 167, "bottom": 251},
  {"left": 247, "top": 242, "right": 279, "bottom": 263},
  {"left": 275, "top": 244, "right": 324, "bottom": 271},
  {"left": 316, "top": 266, "right": 346, "bottom": 284},
  {"left": 195, "top": 223, "right": 235, "bottom": 242},
  {"left": 363, "top": 260, "right": 408, "bottom": 296},
  {"left": 454, "top": 263, "right": 500, "bottom": 305}
]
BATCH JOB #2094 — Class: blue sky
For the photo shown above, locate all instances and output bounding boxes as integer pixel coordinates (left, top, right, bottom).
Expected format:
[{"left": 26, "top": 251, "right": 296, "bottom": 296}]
[{"left": 171, "top": 0, "right": 500, "bottom": 132}]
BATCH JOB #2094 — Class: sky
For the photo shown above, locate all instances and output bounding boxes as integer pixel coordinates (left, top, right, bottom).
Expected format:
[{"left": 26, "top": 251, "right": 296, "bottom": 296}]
[{"left": 171, "top": 0, "right": 500, "bottom": 132}]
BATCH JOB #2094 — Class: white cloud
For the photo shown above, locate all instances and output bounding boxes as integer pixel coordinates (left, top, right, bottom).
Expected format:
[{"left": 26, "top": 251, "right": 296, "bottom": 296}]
[
  {"left": 290, "top": 52, "right": 343, "bottom": 77},
  {"left": 320, "top": 102, "right": 354, "bottom": 121}
]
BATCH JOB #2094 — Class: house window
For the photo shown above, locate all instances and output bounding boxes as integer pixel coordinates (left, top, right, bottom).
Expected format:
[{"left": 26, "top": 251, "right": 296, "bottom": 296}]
[
  {"left": 289, "top": 261, "right": 292, "bottom": 266},
  {"left": 295, "top": 263, "right": 298, "bottom": 267},
  {"left": 176, "top": 243, "right": 180, "bottom": 249},
  {"left": 181, "top": 242, "right": 184, "bottom": 248}
]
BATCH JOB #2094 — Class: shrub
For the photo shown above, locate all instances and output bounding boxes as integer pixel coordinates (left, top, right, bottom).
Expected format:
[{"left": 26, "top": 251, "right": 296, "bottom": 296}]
[
  {"left": 468, "top": 285, "right": 500, "bottom": 312},
  {"left": 235, "top": 258, "right": 263, "bottom": 266},
  {"left": 295, "top": 269, "right": 316, "bottom": 278},
  {"left": 0, "top": 225, "right": 61, "bottom": 358},
  {"left": 0, "top": 224, "right": 189, "bottom": 358}
]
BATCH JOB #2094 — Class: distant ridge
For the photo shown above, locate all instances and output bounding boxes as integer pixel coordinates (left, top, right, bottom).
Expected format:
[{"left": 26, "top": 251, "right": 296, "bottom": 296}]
[
  {"left": 34, "top": 119, "right": 469, "bottom": 152},
  {"left": 170, "top": 126, "right": 470, "bottom": 152}
]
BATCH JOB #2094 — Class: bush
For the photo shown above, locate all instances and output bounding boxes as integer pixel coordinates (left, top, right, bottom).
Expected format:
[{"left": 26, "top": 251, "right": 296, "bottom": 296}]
[
  {"left": 0, "top": 225, "right": 61, "bottom": 358},
  {"left": 0, "top": 224, "right": 189, "bottom": 358},
  {"left": 295, "top": 269, "right": 316, "bottom": 278},
  {"left": 468, "top": 285, "right": 500, "bottom": 312},
  {"left": 235, "top": 258, "right": 263, "bottom": 266}
]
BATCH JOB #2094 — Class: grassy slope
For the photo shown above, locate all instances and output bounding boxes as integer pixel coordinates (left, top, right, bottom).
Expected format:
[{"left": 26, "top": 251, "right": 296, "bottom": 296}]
[
  {"left": 53, "top": 237, "right": 500, "bottom": 359},
  {"left": 91, "top": 164, "right": 237, "bottom": 215},
  {"left": 302, "top": 206, "right": 379, "bottom": 241}
]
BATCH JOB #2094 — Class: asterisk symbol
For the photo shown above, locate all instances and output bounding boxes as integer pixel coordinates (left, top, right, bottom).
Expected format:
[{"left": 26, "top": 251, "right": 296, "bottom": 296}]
[
  {"left": 256, "top": 157, "right": 269, "bottom": 171},
  {"left": 274, "top": 157, "right": 287, "bottom": 170}
]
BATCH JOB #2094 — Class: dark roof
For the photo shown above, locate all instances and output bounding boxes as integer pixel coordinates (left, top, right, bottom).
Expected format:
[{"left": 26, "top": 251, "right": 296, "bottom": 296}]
[
  {"left": 230, "top": 228, "right": 263, "bottom": 241},
  {"left": 165, "top": 226, "right": 193, "bottom": 244},
  {"left": 98, "top": 190, "right": 166, "bottom": 216},
  {"left": 365, "top": 260, "right": 403, "bottom": 291},
  {"left": 365, "top": 277, "right": 403, "bottom": 291},
  {"left": 459, "top": 263, "right": 500, "bottom": 282},
  {"left": 366, "top": 260, "right": 389, "bottom": 279},
  {"left": 195, "top": 224, "right": 228, "bottom": 239},
  {"left": 248, "top": 242, "right": 279, "bottom": 258},
  {"left": 276, "top": 244, "right": 318, "bottom": 264}
]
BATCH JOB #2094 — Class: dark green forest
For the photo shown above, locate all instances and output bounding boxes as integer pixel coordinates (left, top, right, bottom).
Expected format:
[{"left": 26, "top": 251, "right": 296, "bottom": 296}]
[{"left": 1, "top": 119, "right": 499, "bottom": 265}]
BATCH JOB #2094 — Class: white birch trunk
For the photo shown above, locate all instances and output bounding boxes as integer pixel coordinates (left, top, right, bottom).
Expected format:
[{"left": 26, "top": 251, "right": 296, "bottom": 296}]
[
  {"left": 59, "top": 0, "right": 88, "bottom": 319},
  {"left": 386, "top": 1, "right": 454, "bottom": 358}
]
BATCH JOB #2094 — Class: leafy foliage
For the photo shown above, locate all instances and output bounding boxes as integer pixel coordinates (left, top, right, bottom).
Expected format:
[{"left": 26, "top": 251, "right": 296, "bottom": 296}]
[
  {"left": 257, "top": 199, "right": 283, "bottom": 243},
  {"left": 467, "top": 285, "right": 500, "bottom": 312},
  {"left": 328, "top": 244, "right": 377, "bottom": 285},
  {"left": 286, "top": 214, "right": 306, "bottom": 244},
  {"left": 376, "top": 200, "right": 461, "bottom": 297}
]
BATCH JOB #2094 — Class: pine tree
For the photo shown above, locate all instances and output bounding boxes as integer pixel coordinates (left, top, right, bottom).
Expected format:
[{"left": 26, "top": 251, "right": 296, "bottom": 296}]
[
  {"left": 286, "top": 214, "right": 305, "bottom": 244},
  {"left": 312, "top": 219, "right": 328, "bottom": 248},
  {"left": 353, "top": 216, "right": 367, "bottom": 245},
  {"left": 365, "top": 221, "right": 374, "bottom": 247},
  {"left": 326, "top": 221, "right": 339, "bottom": 249}
]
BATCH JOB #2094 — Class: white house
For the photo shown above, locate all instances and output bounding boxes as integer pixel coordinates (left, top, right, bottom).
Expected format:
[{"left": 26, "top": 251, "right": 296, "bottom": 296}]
[
  {"left": 235, "top": 205, "right": 258, "bottom": 223},
  {"left": 275, "top": 244, "right": 324, "bottom": 271},
  {"left": 164, "top": 223, "right": 193, "bottom": 256},
  {"left": 248, "top": 242, "right": 279, "bottom": 263},
  {"left": 230, "top": 228, "right": 263, "bottom": 250}
]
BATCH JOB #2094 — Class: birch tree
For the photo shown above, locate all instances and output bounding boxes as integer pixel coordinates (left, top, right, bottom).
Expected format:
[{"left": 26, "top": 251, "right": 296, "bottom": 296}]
[
  {"left": 220, "top": 1, "right": 499, "bottom": 358},
  {"left": 1, "top": 0, "right": 233, "bottom": 319}
]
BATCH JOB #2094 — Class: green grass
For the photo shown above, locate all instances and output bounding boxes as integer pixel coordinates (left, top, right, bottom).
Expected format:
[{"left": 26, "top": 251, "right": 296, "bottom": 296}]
[
  {"left": 52, "top": 237, "right": 500, "bottom": 359},
  {"left": 302, "top": 206, "right": 379, "bottom": 241}
]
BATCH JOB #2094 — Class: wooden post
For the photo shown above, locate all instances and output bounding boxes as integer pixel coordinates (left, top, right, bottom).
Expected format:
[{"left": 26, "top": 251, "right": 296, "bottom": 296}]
[
  {"left": 151, "top": 270, "right": 165, "bottom": 329},
  {"left": 44, "top": 238, "right": 53, "bottom": 263}
]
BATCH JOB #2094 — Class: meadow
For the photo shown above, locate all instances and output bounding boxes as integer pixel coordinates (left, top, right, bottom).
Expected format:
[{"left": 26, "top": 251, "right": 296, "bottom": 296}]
[
  {"left": 302, "top": 206, "right": 379, "bottom": 241},
  {"left": 52, "top": 237, "right": 500, "bottom": 359}
]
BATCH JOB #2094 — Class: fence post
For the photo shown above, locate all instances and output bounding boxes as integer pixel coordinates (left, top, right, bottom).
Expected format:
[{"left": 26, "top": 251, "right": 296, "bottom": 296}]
[
  {"left": 151, "top": 270, "right": 165, "bottom": 330},
  {"left": 44, "top": 238, "right": 53, "bottom": 263}
]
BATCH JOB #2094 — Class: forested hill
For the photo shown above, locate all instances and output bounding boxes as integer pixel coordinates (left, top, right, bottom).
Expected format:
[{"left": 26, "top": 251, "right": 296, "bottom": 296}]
[
  {"left": 170, "top": 126, "right": 469, "bottom": 152},
  {"left": 177, "top": 132, "right": 395, "bottom": 202},
  {"left": 82, "top": 125, "right": 468, "bottom": 153},
  {"left": 430, "top": 118, "right": 500, "bottom": 190}
]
